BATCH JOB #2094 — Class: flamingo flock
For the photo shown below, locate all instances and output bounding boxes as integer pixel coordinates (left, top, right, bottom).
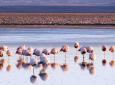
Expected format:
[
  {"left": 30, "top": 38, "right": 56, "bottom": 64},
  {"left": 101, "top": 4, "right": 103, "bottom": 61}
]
[{"left": 0, "top": 43, "right": 115, "bottom": 83}]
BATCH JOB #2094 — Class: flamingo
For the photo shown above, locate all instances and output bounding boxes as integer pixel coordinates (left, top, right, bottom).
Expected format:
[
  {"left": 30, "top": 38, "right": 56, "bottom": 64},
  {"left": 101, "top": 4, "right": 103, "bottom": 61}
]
[
  {"left": 0, "top": 50, "right": 3, "bottom": 57},
  {"left": 60, "top": 44, "right": 70, "bottom": 71},
  {"left": 74, "top": 42, "right": 80, "bottom": 62},
  {"left": 29, "top": 58, "right": 38, "bottom": 66},
  {"left": 21, "top": 49, "right": 36, "bottom": 70},
  {"left": 1, "top": 59, "right": 8, "bottom": 66},
  {"left": 89, "top": 53, "right": 96, "bottom": 63},
  {"left": 33, "top": 49, "right": 41, "bottom": 57},
  {"left": 22, "top": 48, "right": 34, "bottom": 62},
  {"left": 6, "top": 50, "right": 13, "bottom": 72},
  {"left": 50, "top": 48, "right": 59, "bottom": 69},
  {"left": 79, "top": 47, "right": 87, "bottom": 68},
  {"left": 6, "top": 50, "right": 13, "bottom": 57},
  {"left": 29, "top": 57, "right": 38, "bottom": 83},
  {"left": 86, "top": 46, "right": 94, "bottom": 53},
  {"left": 87, "top": 53, "right": 96, "bottom": 69},
  {"left": 16, "top": 58, "right": 27, "bottom": 70},
  {"left": 27, "top": 47, "right": 34, "bottom": 59},
  {"left": 42, "top": 49, "right": 50, "bottom": 55},
  {"left": 16, "top": 45, "right": 26, "bottom": 60},
  {"left": 2, "top": 45, "right": 8, "bottom": 52},
  {"left": 109, "top": 46, "right": 115, "bottom": 67},
  {"left": 20, "top": 47, "right": 34, "bottom": 68},
  {"left": 102, "top": 45, "right": 107, "bottom": 65},
  {"left": 86, "top": 46, "right": 94, "bottom": 67},
  {"left": 39, "top": 53, "right": 50, "bottom": 69},
  {"left": 0, "top": 45, "right": 8, "bottom": 52},
  {"left": 0, "top": 62, "right": 3, "bottom": 71}
]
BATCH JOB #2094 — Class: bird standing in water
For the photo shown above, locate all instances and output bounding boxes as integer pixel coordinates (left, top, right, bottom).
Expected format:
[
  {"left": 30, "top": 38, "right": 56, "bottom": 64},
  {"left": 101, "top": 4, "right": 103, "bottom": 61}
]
[
  {"left": 6, "top": 50, "right": 13, "bottom": 72},
  {"left": 102, "top": 45, "right": 107, "bottom": 66},
  {"left": 109, "top": 46, "right": 115, "bottom": 67},
  {"left": 74, "top": 42, "right": 80, "bottom": 63},
  {"left": 50, "top": 48, "right": 59, "bottom": 69},
  {"left": 60, "top": 44, "right": 70, "bottom": 71}
]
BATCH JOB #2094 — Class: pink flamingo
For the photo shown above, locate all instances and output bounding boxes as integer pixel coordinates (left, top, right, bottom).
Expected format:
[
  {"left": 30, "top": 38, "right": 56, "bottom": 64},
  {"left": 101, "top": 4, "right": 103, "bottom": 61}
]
[
  {"left": 50, "top": 48, "right": 59, "bottom": 69},
  {"left": 87, "top": 53, "right": 96, "bottom": 69},
  {"left": 79, "top": 47, "right": 87, "bottom": 67},
  {"left": 86, "top": 46, "right": 94, "bottom": 68},
  {"left": 42, "top": 49, "right": 50, "bottom": 55},
  {"left": 29, "top": 57, "right": 39, "bottom": 83},
  {"left": 102, "top": 45, "right": 107, "bottom": 65},
  {"left": 109, "top": 46, "right": 115, "bottom": 67},
  {"left": 33, "top": 49, "right": 41, "bottom": 57},
  {"left": 86, "top": 46, "right": 94, "bottom": 53},
  {"left": 30, "top": 74, "right": 37, "bottom": 83},
  {"left": 16, "top": 45, "right": 26, "bottom": 60},
  {"left": 2, "top": 45, "right": 8, "bottom": 51},
  {"left": 39, "top": 53, "right": 50, "bottom": 69},
  {"left": 60, "top": 44, "right": 70, "bottom": 71},
  {"left": 74, "top": 42, "right": 80, "bottom": 62},
  {"left": 6, "top": 50, "right": 13, "bottom": 72},
  {"left": 0, "top": 50, "right": 3, "bottom": 57}
]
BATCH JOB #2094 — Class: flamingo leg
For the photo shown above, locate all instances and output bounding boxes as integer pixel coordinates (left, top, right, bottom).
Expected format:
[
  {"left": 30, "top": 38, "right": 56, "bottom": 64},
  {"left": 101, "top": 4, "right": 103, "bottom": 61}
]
[
  {"left": 33, "top": 67, "right": 35, "bottom": 75},
  {"left": 65, "top": 52, "right": 67, "bottom": 64},
  {"left": 112, "top": 52, "right": 115, "bottom": 60},
  {"left": 8, "top": 57, "right": 10, "bottom": 65},
  {"left": 54, "top": 54, "right": 56, "bottom": 64},
  {"left": 26, "top": 56, "right": 28, "bottom": 63},
  {"left": 104, "top": 52, "right": 106, "bottom": 59},
  {"left": 76, "top": 50, "right": 77, "bottom": 55},
  {"left": 83, "top": 54, "right": 85, "bottom": 62}
]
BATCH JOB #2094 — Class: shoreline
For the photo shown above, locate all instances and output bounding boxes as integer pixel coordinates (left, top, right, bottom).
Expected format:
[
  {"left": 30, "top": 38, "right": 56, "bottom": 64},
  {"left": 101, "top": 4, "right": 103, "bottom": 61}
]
[{"left": 0, "top": 24, "right": 115, "bottom": 29}]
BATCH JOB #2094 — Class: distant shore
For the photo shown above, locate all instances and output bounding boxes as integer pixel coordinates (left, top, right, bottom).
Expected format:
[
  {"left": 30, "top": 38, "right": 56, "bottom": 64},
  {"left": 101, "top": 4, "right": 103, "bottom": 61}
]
[
  {"left": 0, "top": 25, "right": 115, "bottom": 29},
  {"left": 0, "top": 13, "right": 115, "bottom": 27}
]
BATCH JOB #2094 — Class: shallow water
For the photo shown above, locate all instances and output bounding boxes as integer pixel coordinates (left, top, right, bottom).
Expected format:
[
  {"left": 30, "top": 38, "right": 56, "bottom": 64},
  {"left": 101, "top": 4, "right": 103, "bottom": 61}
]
[
  {"left": 0, "top": 27, "right": 115, "bottom": 85},
  {"left": 0, "top": 27, "right": 115, "bottom": 46}
]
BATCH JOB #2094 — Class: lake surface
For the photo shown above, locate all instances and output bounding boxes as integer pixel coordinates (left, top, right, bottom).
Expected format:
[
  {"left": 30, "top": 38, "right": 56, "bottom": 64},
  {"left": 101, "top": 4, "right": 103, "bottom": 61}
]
[
  {"left": 0, "top": 6, "right": 115, "bottom": 13},
  {"left": 0, "top": 27, "right": 115, "bottom": 85}
]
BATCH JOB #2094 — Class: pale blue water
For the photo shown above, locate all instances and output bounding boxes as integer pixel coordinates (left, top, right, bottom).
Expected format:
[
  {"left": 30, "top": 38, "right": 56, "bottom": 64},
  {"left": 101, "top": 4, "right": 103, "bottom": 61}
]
[
  {"left": 0, "top": 27, "right": 115, "bottom": 85},
  {"left": 0, "top": 27, "right": 115, "bottom": 46}
]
